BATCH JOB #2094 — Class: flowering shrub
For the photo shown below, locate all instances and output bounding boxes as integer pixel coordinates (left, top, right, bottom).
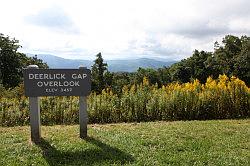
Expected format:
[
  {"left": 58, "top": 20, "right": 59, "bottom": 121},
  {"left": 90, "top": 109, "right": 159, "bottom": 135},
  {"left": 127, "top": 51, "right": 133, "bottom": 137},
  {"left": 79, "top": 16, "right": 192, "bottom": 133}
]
[{"left": 0, "top": 75, "right": 249, "bottom": 126}]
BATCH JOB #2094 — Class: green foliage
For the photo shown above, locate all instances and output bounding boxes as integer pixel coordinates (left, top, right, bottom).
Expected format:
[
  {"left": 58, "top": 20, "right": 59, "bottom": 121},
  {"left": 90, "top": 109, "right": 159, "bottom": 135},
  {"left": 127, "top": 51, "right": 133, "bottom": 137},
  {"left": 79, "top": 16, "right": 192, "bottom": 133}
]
[
  {"left": 0, "top": 34, "right": 23, "bottom": 88},
  {"left": 170, "top": 62, "right": 192, "bottom": 83},
  {"left": 1, "top": 75, "right": 249, "bottom": 126},
  {"left": 0, "top": 33, "right": 48, "bottom": 88},
  {"left": 164, "top": 35, "right": 250, "bottom": 85},
  {"left": 91, "top": 52, "right": 108, "bottom": 93},
  {"left": 108, "top": 72, "right": 132, "bottom": 94}
]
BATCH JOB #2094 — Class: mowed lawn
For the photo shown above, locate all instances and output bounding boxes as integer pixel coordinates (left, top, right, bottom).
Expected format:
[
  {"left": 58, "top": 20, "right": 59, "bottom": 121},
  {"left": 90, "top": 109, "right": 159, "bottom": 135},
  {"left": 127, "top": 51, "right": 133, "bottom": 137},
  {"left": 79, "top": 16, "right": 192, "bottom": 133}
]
[{"left": 0, "top": 120, "right": 249, "bottom": 166}]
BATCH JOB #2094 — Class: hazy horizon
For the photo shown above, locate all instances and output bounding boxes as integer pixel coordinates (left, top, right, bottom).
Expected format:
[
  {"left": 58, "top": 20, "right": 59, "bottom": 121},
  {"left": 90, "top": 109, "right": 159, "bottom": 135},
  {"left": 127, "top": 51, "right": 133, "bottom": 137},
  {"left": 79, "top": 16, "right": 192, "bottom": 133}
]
[{"left": 27, "top": 52, "right": 179, "bottom": 61}]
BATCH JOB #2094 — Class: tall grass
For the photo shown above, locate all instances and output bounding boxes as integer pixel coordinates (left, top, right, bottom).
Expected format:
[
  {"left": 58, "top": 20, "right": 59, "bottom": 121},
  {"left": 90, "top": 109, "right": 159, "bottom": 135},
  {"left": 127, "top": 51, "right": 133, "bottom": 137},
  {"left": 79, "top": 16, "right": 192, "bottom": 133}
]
[{"left": 0, "top": 75, "right": 249, "bottom": 126}]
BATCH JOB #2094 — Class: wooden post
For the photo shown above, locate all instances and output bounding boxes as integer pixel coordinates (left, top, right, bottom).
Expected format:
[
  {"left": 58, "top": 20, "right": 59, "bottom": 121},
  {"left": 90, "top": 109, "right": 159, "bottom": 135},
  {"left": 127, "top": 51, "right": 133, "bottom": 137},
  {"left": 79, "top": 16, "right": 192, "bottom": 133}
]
[
  {"left": 27, "top": 65, "right": 41, "bottom": 143},
  {"left": 79, "top": 66, "right": 88, "bottom": 138}
]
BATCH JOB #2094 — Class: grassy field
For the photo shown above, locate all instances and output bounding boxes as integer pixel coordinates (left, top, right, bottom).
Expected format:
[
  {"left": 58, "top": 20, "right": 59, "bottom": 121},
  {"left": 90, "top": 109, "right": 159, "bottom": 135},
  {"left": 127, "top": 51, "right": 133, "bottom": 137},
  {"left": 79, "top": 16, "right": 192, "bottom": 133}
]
[{"left": 0, "top": 120, "right": 249, "bottom": 166}]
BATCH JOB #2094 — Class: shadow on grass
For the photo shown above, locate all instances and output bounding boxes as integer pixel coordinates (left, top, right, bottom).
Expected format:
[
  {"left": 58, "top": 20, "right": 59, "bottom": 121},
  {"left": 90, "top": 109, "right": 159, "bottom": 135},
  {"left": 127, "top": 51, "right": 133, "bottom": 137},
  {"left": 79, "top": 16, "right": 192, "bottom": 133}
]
[{"left": 36, "top": 137, "right": 134, "bottom": 166}]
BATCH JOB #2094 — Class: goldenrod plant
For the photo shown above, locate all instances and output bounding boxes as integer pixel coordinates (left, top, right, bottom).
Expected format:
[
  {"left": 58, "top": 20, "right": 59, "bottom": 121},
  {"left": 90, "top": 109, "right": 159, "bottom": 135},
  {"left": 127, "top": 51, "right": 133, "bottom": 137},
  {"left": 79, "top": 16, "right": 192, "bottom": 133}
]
[{"left": 0, "top": 75, "right": 249, "bottom": 126}]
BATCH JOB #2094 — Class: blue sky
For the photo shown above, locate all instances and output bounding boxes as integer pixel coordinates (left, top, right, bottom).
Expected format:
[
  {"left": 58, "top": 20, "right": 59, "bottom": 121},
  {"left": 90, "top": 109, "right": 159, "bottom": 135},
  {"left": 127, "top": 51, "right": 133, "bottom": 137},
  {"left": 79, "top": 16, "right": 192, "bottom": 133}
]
[{"left": 0, "top": 0, "right": 250, "bottom": 60}]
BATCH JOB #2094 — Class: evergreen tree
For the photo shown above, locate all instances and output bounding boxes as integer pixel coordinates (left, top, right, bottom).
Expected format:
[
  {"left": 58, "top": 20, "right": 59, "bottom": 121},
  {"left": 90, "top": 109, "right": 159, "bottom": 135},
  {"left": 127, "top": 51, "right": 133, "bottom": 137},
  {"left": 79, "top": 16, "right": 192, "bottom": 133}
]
[{"left": 91, "top": 52, "right": 108, "bottom": 93}]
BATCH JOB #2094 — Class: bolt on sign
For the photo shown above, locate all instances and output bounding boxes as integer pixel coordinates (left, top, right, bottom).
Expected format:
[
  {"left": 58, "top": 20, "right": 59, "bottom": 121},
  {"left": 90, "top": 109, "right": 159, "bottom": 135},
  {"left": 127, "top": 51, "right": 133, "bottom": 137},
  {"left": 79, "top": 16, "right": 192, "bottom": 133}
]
[
  {"left": 24, "top": 69, "right": 91, "bottom": 97},
  {"left": 23, "top": 65, "right": 91, "bottom": 143}
]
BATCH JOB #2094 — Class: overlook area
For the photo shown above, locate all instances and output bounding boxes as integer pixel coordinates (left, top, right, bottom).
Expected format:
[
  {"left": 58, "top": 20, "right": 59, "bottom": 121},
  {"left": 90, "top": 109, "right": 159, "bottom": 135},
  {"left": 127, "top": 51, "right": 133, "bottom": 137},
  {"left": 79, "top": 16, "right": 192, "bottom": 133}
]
[{"left": 1, "top": 0, "right": 250, "bottom": 165}]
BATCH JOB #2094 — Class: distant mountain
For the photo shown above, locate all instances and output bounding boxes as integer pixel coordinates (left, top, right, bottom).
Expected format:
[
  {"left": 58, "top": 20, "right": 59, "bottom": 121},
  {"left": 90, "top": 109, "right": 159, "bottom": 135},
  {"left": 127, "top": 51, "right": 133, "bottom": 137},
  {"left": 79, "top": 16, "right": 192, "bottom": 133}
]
[
  {"left": 28, "top": 54, "right": 93, "bottom": 69},
  {"left": 107, "top": 58, "right": 175, "bottom": 72},
  {"left": 28, "top": 54, "right": 177, "bottom": 72}
]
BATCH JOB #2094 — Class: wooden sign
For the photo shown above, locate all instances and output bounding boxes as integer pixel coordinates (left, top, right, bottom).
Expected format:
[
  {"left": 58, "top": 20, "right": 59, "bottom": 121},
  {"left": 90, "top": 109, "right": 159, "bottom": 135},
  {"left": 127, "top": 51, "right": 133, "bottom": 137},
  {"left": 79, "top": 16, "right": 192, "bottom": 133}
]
[
  {"left": 23, "top": 65, "right": 90, "bottom": 143},
  {"left": 23, "top": 69, "right": 91, "bottom": 97}
]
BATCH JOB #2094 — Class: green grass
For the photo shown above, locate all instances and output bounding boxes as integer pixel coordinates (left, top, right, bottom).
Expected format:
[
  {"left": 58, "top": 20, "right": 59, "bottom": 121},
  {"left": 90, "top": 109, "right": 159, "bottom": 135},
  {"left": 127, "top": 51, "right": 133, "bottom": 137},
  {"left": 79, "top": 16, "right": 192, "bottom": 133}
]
[{"left": 0, "top": 120, "right": 249, "bottom": 166}]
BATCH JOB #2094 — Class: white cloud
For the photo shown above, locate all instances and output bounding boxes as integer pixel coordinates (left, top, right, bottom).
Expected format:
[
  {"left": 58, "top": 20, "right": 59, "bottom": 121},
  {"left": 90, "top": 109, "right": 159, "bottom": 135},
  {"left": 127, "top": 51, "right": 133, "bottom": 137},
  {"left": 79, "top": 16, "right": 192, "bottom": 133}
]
[
  {"left": 0, "top": 0, "right": 250, "bottom": 60},
  {"left": 25, "top": 5, "right": 80, "bottom": 34}
]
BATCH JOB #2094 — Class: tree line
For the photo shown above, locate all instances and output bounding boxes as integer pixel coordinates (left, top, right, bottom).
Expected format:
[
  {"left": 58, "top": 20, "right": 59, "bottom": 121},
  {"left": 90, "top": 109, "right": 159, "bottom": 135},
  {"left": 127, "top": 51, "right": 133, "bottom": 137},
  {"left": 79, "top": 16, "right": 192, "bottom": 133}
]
[
  {"left": 92, "top": 35, "right": 250, "bottom": 94},
  {"left": 1, "top": 33, "right": 249, "bottom": 94}
]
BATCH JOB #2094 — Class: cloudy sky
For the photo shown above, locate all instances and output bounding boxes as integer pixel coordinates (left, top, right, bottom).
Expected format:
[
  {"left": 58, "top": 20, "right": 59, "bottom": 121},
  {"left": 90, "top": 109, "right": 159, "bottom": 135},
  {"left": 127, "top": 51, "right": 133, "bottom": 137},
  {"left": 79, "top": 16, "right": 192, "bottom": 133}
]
[{"left": 0, "top": 0, "right": 250, "bottom": 60}]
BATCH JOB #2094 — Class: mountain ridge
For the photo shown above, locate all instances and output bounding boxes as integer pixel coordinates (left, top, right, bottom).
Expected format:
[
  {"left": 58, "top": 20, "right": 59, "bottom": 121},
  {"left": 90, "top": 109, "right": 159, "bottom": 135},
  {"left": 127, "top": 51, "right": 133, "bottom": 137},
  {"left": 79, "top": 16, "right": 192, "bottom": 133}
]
[{"left": 27, "top": 54, "right": 177, "bottom": 72}]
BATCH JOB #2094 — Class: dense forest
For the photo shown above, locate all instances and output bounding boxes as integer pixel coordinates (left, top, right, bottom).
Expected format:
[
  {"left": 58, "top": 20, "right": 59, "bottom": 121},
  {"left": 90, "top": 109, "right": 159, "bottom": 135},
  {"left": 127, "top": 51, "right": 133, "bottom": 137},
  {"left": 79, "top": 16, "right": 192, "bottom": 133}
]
[{"left": 0, "top": 33, "right": 249, "bottom": 126}]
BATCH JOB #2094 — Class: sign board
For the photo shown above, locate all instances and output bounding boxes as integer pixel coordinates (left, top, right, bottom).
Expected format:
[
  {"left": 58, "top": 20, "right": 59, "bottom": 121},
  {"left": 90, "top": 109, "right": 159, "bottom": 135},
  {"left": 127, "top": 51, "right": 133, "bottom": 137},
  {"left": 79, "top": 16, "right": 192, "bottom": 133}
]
[
  {"left": 23, "top": 69, "right": 91, "bottom": 97},
  {"left": 24, "top": 66, "right": 90, "bottom": 142}
]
